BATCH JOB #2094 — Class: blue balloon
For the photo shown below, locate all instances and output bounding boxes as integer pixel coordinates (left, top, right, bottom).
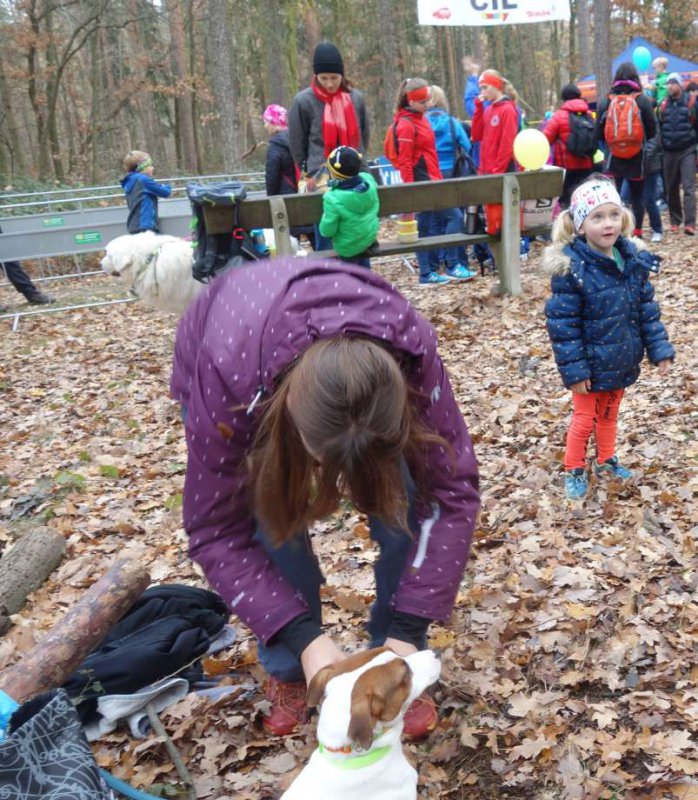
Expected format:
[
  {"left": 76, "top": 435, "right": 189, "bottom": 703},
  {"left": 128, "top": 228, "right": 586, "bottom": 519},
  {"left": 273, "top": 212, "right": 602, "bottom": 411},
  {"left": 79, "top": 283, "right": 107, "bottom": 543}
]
[{"left": 633, "top": 46, "right": 652, "bottom": 72}]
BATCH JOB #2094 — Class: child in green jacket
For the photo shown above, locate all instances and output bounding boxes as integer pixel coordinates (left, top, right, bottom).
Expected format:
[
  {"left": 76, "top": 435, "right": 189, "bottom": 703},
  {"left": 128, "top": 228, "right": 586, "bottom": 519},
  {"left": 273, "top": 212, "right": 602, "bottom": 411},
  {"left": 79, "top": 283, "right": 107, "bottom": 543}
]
[{"left": 319, "top": 146, "right": 379, "bottom": 268}]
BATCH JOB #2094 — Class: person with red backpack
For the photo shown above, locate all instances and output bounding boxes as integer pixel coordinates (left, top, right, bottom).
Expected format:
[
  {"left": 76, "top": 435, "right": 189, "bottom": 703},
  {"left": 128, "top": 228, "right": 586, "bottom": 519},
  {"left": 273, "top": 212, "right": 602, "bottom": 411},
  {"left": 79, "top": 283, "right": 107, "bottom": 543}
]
[
  {"left": 386, "top": 78, "right": 450, "bottom": 286},
  {"left": 596, "top": 62, "right": 656, "bottom": 237},
  {"left": 543, "top": 84, "right": 595, "bottom": 208}
]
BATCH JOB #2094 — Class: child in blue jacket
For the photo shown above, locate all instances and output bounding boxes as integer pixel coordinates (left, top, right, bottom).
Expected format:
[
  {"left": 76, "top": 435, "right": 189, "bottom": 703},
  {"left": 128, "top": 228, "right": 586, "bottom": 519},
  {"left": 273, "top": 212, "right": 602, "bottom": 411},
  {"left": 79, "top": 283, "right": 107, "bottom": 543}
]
[
  {"left": 544, "top": 176, "right": 674, "bottom": 500},
  {"left": 121, "top": 150, "right": 172, "bottom": 234}
]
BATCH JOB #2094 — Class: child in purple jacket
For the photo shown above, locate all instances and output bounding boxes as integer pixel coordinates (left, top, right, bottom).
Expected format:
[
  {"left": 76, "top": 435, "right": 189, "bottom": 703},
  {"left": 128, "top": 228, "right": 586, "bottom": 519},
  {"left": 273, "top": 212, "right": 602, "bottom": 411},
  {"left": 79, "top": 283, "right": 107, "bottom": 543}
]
[{"left": 171, "top": 258, "right": 480, "bottom": 740}]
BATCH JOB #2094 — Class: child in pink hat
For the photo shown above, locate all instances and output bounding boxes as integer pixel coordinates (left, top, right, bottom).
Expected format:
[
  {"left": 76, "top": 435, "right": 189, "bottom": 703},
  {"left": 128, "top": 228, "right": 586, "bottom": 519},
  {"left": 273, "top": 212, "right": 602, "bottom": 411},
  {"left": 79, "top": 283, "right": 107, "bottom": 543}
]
[
  {"left": 263, "top": 104, "right": 315, "bottom": 247},
  {"left": 263, "top": 104, "right": 288, "bottom": 130}
]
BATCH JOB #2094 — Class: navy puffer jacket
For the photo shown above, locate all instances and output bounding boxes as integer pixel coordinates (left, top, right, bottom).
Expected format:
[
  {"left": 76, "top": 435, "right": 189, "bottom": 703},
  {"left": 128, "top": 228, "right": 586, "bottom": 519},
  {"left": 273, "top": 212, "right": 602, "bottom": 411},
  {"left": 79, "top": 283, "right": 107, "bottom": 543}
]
[{"left": 544, "top": 236, "right": 674, "bottom": 391}]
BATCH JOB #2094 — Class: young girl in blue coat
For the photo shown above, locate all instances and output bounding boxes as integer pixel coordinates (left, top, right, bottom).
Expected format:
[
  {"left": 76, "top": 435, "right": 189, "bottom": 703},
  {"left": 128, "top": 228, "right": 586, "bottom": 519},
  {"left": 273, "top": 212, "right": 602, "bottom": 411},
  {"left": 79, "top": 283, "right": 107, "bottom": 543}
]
[{"left": 544, "top": 176, "right": 674, "bottom": 500}]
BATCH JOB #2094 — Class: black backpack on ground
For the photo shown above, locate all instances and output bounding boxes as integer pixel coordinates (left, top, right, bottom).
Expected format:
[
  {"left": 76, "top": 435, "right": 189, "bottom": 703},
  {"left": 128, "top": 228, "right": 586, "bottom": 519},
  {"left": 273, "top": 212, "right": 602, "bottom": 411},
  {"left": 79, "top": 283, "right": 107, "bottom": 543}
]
[
  {"left": 566, "top": 110, "right": 597, "bottom": 158},
  {"left": 187, "top": 181, "right": 268, "bottom": 283}
]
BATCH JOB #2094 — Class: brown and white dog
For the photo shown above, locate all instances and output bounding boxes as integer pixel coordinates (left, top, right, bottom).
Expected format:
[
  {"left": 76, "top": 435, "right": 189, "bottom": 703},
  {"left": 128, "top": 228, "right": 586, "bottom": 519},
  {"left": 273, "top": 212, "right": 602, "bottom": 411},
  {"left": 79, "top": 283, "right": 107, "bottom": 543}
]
[{"left": 281, "top": 648, "right": 441, "bottom": 800}]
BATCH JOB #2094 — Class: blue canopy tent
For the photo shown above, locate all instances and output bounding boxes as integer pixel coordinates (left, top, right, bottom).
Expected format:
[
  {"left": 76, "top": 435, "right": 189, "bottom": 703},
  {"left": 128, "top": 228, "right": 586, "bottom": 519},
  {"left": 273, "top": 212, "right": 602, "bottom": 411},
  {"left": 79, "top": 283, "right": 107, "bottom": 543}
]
[{"left": 577, "top": 36, "right": 698, "bottom": 104}]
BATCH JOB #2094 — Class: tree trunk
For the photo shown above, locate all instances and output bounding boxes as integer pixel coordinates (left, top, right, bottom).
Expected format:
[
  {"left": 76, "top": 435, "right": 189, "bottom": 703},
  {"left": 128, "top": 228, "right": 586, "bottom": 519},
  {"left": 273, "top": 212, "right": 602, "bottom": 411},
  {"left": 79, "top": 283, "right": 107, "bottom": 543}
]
[
  {"left": 444, "top": 28, "right": 460, "bottom": 115},
  {"left": 207, "top": 0, "right": 241, "bottom": 170},
  {"left": 577, "top": 0, "right": 591, "bottom": 78},
  {"left": 377, "top": 0, "right": 400, "bottom": 128},
  {"left": 44, "top": 2, "right": 64, "bottom": 182},
  {"left": 27, "top": 0, "right": 51, "bottom": 177},
  {"left": 165, "top": 0, "right": 198, "bottom": 172},
  {"left": 262, "top": 0, "right": 288, "bottom": 107},
  {"left": 0, "top": 558, "right": 150, "bottom": 704},
  {"left": 592, "top": 0, "right": 612, "bottom": 102},
  {"left": 0, "top": 528, "right": 65, "bottom": 634},
  {"left": 0, "top": 57, "right": 26, "bottom": 179}
]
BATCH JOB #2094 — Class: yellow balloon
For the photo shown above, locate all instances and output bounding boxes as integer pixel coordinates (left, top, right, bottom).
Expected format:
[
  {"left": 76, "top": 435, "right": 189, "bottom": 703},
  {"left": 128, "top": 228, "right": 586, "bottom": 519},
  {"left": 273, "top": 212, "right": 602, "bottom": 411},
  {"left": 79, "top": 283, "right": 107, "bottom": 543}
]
[
  {"left": 593, "top": 149, "right": 604, "bottom": 164},
  {"left": 513, "top": 129, "right": 550, "bottom": 170}
]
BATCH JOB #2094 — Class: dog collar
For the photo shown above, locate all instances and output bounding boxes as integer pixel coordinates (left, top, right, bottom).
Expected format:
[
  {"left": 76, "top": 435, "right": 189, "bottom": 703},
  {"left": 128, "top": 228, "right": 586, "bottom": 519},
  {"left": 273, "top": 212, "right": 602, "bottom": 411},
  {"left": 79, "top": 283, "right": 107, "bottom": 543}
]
[{"left": 317, "top": 743, "right": 391, "bottom": 770}]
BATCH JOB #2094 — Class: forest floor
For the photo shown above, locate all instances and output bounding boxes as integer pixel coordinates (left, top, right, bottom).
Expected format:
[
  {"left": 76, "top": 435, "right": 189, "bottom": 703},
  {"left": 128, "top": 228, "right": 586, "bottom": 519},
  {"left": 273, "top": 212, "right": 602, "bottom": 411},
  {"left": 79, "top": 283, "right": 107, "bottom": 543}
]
[{"left": 0, "top": 226, "right": 696, "bottom": 800}]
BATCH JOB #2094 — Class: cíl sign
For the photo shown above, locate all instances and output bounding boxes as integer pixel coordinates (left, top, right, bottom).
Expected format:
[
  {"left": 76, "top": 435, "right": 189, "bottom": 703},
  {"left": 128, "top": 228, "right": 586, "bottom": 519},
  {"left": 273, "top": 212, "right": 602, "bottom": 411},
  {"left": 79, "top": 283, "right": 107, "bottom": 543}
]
[{"left": 417, "top": 0, "right": 570, "bottom": 26}]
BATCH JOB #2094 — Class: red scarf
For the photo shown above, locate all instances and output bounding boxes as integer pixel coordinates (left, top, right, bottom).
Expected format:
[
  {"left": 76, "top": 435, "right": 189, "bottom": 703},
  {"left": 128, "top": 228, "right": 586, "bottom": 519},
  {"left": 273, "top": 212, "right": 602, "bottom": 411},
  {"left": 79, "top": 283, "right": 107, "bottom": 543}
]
[{"left": 311, "top": 77, "right": 360, "bottom": 157}]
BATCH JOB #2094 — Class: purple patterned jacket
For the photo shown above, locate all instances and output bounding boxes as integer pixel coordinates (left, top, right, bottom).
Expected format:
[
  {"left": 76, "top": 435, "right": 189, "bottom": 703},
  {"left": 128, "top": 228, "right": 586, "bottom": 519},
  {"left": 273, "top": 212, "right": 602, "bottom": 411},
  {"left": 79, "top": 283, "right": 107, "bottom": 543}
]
[{"left": 171, "top": 259, "right": 480, "bottom": 645}]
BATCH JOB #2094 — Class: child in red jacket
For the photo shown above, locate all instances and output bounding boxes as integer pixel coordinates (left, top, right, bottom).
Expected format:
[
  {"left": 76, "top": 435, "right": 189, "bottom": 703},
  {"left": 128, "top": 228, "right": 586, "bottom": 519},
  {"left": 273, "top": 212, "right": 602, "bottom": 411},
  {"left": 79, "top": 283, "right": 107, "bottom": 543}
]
[{"left": 470, "top": 69, "right": 519, "bottom": 235}]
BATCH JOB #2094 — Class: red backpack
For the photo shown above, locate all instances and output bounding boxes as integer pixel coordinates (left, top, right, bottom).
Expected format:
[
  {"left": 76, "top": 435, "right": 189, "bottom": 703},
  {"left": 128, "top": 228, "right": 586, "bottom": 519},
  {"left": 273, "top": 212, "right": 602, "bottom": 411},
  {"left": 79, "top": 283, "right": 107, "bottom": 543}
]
[
  {"left": 383, "top": 118, "right": 416, "bottom": 168},
  {"left": 383, "top": 122, "right": 400, "bottom": 167},
  {"left": 604, "top": 92, "right": 644, "bottom": 158}
]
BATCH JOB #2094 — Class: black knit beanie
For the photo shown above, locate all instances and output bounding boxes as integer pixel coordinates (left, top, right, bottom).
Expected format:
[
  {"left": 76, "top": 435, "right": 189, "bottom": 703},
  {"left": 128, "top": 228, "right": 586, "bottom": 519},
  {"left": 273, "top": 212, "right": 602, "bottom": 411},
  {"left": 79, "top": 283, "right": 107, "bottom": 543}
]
[
  {"left": 326, "top": 146, "right": 361, "bottom": 179},
  {"left": 313, "top": 42, "right": 344, "bottom": 76}
]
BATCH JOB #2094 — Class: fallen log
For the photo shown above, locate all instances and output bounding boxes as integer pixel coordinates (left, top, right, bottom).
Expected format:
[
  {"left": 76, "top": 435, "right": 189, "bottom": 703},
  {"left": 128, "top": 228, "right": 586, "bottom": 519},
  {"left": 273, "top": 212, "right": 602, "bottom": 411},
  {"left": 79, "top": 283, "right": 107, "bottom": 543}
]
[
  {"left": 0, "top": 527, "right": 66, "bottom": 635},
  {"left": 0, "top": 557, "right": 150, "bottom": 704}
]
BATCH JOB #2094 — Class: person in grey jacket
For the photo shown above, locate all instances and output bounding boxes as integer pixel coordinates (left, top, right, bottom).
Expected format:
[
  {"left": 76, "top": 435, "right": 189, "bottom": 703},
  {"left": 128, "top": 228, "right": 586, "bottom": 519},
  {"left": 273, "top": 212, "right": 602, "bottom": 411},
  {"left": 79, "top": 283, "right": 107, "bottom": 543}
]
[
  {"left": 171, "top": 258, "right": 480, "bottom": 740},
  {"left": 288, "top": 42, "right": 369, "bottom": 249}
]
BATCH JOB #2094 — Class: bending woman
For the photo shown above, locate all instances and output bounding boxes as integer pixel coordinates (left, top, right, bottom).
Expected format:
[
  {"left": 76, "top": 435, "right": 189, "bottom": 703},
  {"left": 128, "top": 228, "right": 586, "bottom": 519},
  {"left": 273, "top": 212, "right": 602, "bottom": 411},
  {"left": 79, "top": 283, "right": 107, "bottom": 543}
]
[{"left": 171, "top": 258, "right": 480, "bottom": 740}]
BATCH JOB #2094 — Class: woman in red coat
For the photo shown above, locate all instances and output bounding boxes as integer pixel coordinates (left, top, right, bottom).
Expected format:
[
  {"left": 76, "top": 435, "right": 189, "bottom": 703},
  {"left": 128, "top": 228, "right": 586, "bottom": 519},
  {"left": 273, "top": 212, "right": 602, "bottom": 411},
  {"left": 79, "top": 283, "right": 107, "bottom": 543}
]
[
  {"left": 470, "top": 69, "right": 520, "bottom": 235},
  {"left": 543, "top": 84, "right": 595, "bottom": 208}
]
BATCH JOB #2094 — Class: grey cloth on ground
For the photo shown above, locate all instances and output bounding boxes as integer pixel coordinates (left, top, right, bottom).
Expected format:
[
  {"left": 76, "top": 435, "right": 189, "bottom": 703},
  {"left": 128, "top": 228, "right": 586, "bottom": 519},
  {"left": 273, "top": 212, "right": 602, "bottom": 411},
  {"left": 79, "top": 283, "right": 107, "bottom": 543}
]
[{"left": 85, "top": 624, "right": 239, "bottom": 741}]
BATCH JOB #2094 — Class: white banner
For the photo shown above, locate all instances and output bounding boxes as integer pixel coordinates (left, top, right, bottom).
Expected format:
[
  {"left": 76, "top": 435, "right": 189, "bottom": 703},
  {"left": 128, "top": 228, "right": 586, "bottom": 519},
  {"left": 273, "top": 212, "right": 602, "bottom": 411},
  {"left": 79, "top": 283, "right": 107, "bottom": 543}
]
[{"left": 417, "top": 0, "right": 570, "bottom": 26}]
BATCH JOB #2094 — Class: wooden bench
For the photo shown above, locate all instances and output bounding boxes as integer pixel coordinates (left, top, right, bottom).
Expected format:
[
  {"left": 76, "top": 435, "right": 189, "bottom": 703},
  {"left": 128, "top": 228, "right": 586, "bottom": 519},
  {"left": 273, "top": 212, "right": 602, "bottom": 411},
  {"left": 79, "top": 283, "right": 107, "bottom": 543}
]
[{"left": 215, "top": 168, "right": 564, "bottom": 296}]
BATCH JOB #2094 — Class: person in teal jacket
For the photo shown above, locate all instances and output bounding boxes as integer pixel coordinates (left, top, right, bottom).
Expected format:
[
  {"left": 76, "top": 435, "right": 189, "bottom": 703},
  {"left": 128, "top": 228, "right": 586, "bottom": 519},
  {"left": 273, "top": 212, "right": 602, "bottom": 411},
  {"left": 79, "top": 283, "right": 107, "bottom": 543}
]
[{"left": 319, "top": 146, "right": 379, "bottom": 268}]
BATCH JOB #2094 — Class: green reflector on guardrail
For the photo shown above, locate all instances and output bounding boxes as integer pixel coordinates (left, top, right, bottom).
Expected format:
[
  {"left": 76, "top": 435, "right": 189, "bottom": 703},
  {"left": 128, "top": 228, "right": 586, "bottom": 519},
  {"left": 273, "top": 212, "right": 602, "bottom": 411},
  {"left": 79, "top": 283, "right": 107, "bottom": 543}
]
[
  {"left": 42, "top": 217, "right": 65, "bottom": 227},
  {"left": 74, "top": 231, "right": 102, "bottom": 245}
]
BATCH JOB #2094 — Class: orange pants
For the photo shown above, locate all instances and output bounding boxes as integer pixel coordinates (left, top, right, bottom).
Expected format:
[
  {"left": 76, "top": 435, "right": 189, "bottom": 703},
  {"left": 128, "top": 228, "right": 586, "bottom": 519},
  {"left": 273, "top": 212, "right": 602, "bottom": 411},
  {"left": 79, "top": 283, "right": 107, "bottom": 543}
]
[{"left": 564, "top": 389, "right": 624, "bottom": 470}]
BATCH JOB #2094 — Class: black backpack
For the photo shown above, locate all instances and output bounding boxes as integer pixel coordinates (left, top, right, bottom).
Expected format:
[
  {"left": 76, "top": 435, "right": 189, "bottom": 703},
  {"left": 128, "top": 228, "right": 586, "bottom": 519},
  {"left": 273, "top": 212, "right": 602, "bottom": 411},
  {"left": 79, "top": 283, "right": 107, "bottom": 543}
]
[
  {"left": 566, "top": 111, "right": 596, "bottom": 157},
  {"left": 186, "top": 181, "right": 267, "bottom": 283}
]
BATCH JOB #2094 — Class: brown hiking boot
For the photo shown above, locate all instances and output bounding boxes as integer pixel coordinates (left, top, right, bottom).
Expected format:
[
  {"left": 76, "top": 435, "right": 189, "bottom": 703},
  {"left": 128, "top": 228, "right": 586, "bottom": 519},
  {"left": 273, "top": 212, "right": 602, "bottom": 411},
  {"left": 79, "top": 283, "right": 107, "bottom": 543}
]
[{"left": 262, "top": 676, "right": 308, "bottom": 736}]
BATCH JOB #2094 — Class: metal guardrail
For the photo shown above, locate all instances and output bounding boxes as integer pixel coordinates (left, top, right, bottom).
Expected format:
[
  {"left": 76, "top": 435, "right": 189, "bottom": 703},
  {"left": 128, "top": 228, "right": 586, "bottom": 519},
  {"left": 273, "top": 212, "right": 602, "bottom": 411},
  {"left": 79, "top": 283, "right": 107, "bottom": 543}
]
[
  {"left": 0, "top": 171, "right": 265, "bottom": 212},
  {"left": 0, "top": 197, "right": 194, "bottom": 260},
  {"left": 0, "top": 190, "right": 269, "bottom": 262}
]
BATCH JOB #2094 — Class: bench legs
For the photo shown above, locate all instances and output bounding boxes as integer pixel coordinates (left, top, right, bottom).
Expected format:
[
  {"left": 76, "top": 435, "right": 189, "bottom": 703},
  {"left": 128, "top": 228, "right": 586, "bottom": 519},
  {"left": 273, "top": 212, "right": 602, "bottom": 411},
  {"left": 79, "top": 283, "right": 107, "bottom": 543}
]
[{"left": 491, "top": 174, "right": 522, "bottom": 297}]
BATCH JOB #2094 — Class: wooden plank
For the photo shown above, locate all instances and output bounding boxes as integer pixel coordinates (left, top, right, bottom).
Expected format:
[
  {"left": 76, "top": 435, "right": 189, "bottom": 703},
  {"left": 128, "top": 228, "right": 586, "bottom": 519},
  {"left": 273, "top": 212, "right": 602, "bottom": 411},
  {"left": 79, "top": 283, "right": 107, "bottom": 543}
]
[
  {"left": 314, "top": 233, "right": 492, "bottom": 260},
  {"left": 235, "top": 169, "right": 564, "bottom": 229}
]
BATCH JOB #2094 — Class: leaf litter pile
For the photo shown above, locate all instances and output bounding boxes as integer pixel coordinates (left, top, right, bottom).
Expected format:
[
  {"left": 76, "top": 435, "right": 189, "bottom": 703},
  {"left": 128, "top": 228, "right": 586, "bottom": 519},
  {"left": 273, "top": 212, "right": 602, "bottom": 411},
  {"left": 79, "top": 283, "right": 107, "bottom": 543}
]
[{"left": 0, "top": 235, "right": 696, "bottom": 800}]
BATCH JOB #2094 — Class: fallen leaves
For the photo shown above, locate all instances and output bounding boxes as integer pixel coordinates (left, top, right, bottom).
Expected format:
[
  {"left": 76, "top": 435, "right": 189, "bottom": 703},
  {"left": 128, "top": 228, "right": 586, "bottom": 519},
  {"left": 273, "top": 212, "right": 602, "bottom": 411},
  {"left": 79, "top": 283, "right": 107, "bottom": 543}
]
[{"left": 0, "top": 239, "right": 696, "bottom": 798}]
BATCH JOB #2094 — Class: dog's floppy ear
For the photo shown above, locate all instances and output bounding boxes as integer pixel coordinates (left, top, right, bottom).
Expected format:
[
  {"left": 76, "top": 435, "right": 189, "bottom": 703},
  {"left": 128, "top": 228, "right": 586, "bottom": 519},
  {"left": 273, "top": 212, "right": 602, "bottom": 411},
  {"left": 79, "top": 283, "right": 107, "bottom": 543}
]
[
  {"left": 306, "top": 664, "right": 335, "bottom": 709},
  {"left": 347, "top": 658, "right": 411, "bottom": 750},
  {"left": 306, "top": 647, "right": 391, "bottom": 708}
]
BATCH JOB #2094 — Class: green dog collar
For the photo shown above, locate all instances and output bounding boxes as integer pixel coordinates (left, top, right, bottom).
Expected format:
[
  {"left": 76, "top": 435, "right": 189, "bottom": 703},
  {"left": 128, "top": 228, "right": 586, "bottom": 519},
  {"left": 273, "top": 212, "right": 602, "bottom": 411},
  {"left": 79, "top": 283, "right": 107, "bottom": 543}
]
[{"left": 317, "top": 742, "right": 392, "bottom": 770}]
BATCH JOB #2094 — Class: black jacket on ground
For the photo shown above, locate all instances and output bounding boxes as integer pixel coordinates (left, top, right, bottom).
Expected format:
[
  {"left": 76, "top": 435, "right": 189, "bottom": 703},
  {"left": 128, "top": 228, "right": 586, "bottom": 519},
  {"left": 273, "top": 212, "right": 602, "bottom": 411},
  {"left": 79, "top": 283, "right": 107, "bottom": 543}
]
[{"left": 62, "top": 584, "right": 228, "bottom": 724}]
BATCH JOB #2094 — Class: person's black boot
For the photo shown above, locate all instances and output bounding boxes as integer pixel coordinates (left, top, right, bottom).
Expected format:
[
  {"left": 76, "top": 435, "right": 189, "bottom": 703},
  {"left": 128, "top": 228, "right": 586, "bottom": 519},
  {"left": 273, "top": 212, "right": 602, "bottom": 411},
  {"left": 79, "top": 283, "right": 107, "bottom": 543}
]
[{"left": 26, "top": 291, "right": 55, "bottom": 305}]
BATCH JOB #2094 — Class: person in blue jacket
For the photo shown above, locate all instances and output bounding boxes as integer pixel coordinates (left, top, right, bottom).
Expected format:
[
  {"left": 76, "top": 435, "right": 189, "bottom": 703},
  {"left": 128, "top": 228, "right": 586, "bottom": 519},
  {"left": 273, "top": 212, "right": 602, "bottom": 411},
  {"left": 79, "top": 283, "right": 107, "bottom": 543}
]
[
  {"left": 426, "top": 85, "right": 477, "bottom": 281},
  {"left": 120, "top": 150, "right": 172, "bottom": 234},
  {"left": 544, "top": 176, "right": 674, "bottom": 501}
]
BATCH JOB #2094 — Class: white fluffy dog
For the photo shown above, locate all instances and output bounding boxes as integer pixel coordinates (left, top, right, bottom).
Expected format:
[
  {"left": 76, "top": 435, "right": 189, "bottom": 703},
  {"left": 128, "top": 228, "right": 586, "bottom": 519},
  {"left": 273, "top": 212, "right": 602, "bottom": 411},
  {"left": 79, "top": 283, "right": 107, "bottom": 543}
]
[
  {"left": 281, "top": 648, "right": 441, "bottom": 800},
  {"left": 100, "top": 231, "right": 202, "bottom": 315}
]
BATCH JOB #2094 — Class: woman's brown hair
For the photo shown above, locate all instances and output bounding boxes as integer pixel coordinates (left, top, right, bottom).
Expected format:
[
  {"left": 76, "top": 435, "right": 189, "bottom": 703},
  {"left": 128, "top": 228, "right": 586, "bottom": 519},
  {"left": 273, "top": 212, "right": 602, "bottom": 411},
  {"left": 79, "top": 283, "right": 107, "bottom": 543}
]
[{"left": 248, "top": 337, "right": 442, "bottom": 546}]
